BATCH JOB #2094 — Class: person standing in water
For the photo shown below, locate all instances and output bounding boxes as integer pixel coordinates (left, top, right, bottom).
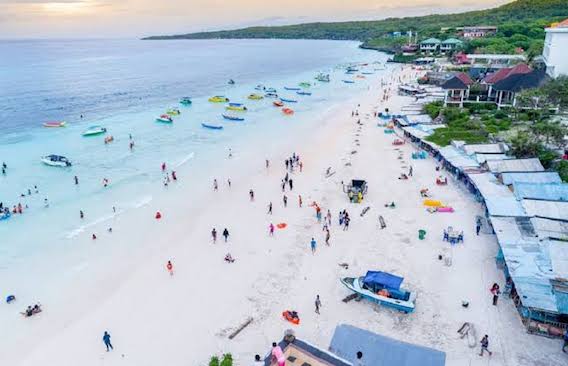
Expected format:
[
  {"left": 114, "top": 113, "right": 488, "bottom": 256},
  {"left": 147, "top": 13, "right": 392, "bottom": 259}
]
[
  {"left": 80, "top": 210, "right": 84, "bottom": 219},
  {"left": 166, "top": 260, "right": 174, "bottom": 276},
  {"left": 298, "top": 195, "right": 302, "bottom": 207},
  {"left": 74, "top": 176, "right": 79, "bottom": 185},
  {"left": 103, "top": 331, "right": 113, "bottom": 352}
]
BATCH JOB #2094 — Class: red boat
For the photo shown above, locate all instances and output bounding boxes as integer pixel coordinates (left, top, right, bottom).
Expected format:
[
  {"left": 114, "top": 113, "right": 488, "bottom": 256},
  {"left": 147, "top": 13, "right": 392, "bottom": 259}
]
[
  {"left": 282, "top": 310, "right": 300, "bottom": 325},
  {"left": 273, "top": 101, "right": 284, "bottom": 107}
]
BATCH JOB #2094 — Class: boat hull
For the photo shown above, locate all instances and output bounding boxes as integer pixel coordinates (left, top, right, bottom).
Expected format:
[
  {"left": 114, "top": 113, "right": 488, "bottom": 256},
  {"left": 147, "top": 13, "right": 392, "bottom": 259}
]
[
  {"left": 340, "top": 277, "right": 415, "bottom": 313},
  {"left": 201, "top": 123, "right": 223, "bottom": 130}
]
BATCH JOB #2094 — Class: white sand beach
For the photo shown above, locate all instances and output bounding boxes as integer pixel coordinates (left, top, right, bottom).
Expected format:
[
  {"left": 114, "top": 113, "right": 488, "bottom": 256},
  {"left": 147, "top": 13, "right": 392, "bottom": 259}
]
[{"left": 2, "top": 65, "right": 565, "bottom": 366}]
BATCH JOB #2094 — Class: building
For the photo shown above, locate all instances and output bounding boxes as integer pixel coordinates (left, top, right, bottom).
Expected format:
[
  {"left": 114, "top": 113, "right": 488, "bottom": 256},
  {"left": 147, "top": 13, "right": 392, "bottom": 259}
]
[
  {"left": 420, "top": 38, "right": 441, "bottom": 53},
  {"left": 543, "top": 18, "right": 568, "bottom": 78},
  {"left": 461, "top": 26, "right": 498, "bottom": 38},
  {"left": 492, "top": 69, "right": 548, "bottom": 109},
  {"left": 441, "top": 72, "right": 474, "bottom": 107},
  {"left": 466, "top": 54, "right": 526, "bottom": 68},
  {"left": 440, "top": 38, "right": 463, "bottom": 53}
]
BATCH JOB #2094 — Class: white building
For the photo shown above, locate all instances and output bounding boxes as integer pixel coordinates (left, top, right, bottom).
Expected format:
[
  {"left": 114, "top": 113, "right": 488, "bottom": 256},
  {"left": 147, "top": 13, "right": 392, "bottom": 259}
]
[{"left": 543, "top": 19, "right": 568, "bottom": 78}]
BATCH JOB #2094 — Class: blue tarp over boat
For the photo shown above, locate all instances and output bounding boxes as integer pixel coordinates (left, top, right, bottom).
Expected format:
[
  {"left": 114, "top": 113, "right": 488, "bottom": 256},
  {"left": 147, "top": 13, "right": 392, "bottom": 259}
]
[{"left": 363, "top": 271, "right": 403, "bottom": 290}]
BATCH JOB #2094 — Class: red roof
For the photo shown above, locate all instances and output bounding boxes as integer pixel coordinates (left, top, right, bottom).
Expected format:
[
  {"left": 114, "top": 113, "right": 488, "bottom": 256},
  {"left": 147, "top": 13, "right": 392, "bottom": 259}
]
[
  {"left": 556, "top": 18, "right": 568, "bottom": 28},
  {"left": 483, "top": 64, "right": 531, "bottom": 84},
  {"left": 456, "top": 72, "right": 474, "bottom": 85}
]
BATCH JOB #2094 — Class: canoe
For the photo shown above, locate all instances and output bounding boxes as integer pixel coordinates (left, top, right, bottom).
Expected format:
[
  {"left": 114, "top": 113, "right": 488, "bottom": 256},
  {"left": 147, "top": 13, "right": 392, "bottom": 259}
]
[
  {"left": 222, "top": 114, "right": 244, "bottom": 121},
  {"left": 296, "top": 91, "right": 311, "bottom": 96},
  {"left": 340, "top": 271, "right": 416, "bottom": 313},
  {"left": 43, "top": 121, "right": 66, "bottom": 128},
  {"left": 180, "top": 97, "right": 192, "bottom": 105},
  {"left": 82, "top": 125, "right": 107, "bottom": 137},
  {"left": 209, "top": 96, "right": 229, "bottom": 103},
  {"left": 284, "top": 87, "right": 300, "bottom": 91},
  {"left": 282, "top": 108, "right": 294, "bottom": 115},
  {"left": 248, "top": 94, "right": 264, "bottom": 100},
  {"left": 156, "top": 114, "right": 173, "bottom": 123},
  {"left": 201, "top": 123, "right": 223, "bottom": 130},
  {"left": 265, "top": 88, "right": 277, "bottom": 93},
  {"left": 280, "top": 98, "right": 297, "bottom": 103},
  {"left": 264, "top": 92, "right": 278, "bottom": 98},
  {"left": 342, "top": 80, "right": 355, "bottom": 84},
  {"left": 273, "top": 101, "right": 284, "bottom": 107}
]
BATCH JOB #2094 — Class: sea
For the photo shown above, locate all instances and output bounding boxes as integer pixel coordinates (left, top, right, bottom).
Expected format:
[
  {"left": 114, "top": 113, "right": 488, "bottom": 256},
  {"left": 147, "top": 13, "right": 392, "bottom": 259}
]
[{"left": 0, "top": 39, "right": 389, "bottom": 314}]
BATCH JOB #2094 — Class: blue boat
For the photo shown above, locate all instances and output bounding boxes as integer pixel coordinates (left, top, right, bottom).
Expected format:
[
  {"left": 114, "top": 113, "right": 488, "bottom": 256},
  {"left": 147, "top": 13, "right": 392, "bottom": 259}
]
[
  {"left": 296, "top": 91, "right": 311, "bottom": 96},
  {"left": 265, "top": 87, "right": 277, "bottom": 93},
  {"left": 342, "top": 80, "right": 355, "bottom": 84},
  {"left": 284, "top": 87, "right": 301, "bottom": 91},
  {"left": 264, "top": 92, "right": 279, "bottom": 98},
  {"left": 0, "top": 211, "right": 11, "bottom": 221},
  {"left": 222, "top": 114, "right": 245, "bottom": 121},
  {"left": 201, "top": 123, "right": 223, "bottom": 130},
  {"left": 340, "top": 271, "right": 416, "bottom": 313},
  {"left": 280, "top": 98, "right": 298, "bottom": 103},
  {"left": 362, "top": 72, "right": 374, "bottom": 75},
  {"left": 180, "top": 97, "right": 192, "bottom": 105}
]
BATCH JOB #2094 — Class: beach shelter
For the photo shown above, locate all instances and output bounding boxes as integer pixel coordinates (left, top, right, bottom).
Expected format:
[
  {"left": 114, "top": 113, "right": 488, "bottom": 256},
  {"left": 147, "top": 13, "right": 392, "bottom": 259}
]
[{"left": 330, "top": 324, "right": 446, "bottom": 366}]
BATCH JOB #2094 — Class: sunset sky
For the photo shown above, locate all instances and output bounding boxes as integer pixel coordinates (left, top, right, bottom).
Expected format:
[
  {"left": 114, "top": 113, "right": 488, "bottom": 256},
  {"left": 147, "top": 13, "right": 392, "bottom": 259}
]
[{"left": 0, "top": 0, "right": 510, "bottom": 39}]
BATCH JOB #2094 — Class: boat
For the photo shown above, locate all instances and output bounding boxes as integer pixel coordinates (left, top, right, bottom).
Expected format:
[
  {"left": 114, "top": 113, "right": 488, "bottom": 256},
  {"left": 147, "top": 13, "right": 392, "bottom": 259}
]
[
  {"left": 315, "top": 73, "right": 330, "bottom": 82},
  {"left": 356, "top": 75, "right": 366, "bottom": 79},
  {"left": 228, "top": 79, "right": 235, "bottom": 85},
  {"left": 296, "top": 91, "right": 311, "bottom": 96},
  {"left": 298, "top": 82, "right": 311, "bottom": 88},
  {"left": 282, "top": 310, "right": 300, "bottom": 325},
  {"left": 226, "top": 103, "right": 247, "bottom": 111},
  {"left": 156, "top": 114, "right": 173, "bottom": 123},
  {"left": 0, "top": 211, "right": 10, "bottom": 221},
  {"left": 273, "top": 100, "right": 284, "bottom": 107},
  {"left": 180, "top": 97, "right": 192, "bottom": 105},
  {"left": 342, "top": 80, "right": 355, "bottom": 84},
  {"left": 167, "top": 108, "right": 181, "bottom": 116},
  {"left": 265, "top": 88, "right": 277, "bottom": 93},
  {"left": 340, "top": 271, "right": 416, "bottom": 313},
  {"left": 346, "top": 66, "right": 359, "bottom": 73},
  {"left": 82, "top": 125, "right": 107, "bottom": 137},
  {"left": 222, "top": 114, "right": 245, "bottom": 121},
  {"left": 282, "top": 108, "right": 294, "bottom": 115},
  {"left": 280, "top": 98, "right": 297, "bottom": 103},
  {"left": 209, "top": 96, "right": 230, "bottom": 103},
  {"left": 201, "top": 123, "right": 223, "bottom": 130},
  {"left": 41, "top": 155, "right": 72, "bottom": 167},
  {"left": 362, "top": 72, "right": 374, "bottom": 75},
  {"left": 43, "top": 121, "right": 66, "bottom": 128},
  {"left": 284, "top": 87, "right": 301, "bottom": 91},
  {"left": 264, "top": 92, "right": 278, "bottom": 98},
  {"left": 248, "top": 94, "right": 264, "bottom": 100},
  {"left": 254, "top": 84, "right": 265, "bottom": 91}
]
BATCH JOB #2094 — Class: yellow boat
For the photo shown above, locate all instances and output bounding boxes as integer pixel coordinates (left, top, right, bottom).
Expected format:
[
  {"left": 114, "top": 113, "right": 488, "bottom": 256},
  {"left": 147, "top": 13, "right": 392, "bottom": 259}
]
[
  {"left": 166, "top": 108, "right": 181, "bottom": 115},
  {"left": 209, "top": 96, "right": 229, "bottom": 103},
  {"left": 225, "top": 103, "right": 247, "bottom": 112},
  {"left": 248, "top": 94, "right": 264, "bottom": 100}
]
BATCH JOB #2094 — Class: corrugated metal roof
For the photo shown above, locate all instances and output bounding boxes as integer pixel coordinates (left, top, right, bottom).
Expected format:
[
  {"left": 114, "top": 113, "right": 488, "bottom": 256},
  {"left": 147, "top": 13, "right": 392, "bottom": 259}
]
[
  {"left": 467, "top": 173, "right": 527, "bottom": 217},
  {"left": 531, "top": 218, "right": 568, "bottom": 241},
  {"left": 463, "top": 143, "right": 507, "bottom": 155},
  {"left": 513, "top": 182, "right": 568, "bottom": 201},
  {"left": 486, "top": 158, "right": 544, "bottom": 173},
  {"left": 549, "top": 240, "right": 568, "bottom": 280},
  {"left": 522, "top": 199, "right": 568, "bottom": 221},
  {"left": 439, "top": 146, "right": 480, "bottom": 169},
  {"left": 329, "top": 324, "right": 446, "bottom": 366},
  {"left": 402, "top": 124, "right": 445, "bottom": 140},
  {"left": 501, "top": 172, "right": 562, "bottom": 186},
  {"left": 475, "top": 153, "right": 510, "bottom": 164}
]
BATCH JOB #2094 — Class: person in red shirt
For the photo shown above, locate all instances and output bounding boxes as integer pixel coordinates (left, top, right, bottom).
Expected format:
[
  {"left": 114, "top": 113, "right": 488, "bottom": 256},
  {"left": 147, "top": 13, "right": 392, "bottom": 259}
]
[{"left": 166, "top": 260, "right": 174, "bottom": 276}]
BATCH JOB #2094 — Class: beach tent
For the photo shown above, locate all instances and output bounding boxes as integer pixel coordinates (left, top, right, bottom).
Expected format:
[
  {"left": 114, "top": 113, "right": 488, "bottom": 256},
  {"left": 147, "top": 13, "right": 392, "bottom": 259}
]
[
  {"left": 363, "top": 271, "right": 403, "bottom": 290},
  {"left": 329, "top": 324, "right": 446, "bottom": 366}
]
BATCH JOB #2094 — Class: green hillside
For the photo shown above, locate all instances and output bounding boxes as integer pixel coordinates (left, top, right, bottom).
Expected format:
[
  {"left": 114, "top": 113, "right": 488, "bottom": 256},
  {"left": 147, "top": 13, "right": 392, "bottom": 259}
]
[{"left": 143, "top": 0, "right": 568, "bottom": 47}]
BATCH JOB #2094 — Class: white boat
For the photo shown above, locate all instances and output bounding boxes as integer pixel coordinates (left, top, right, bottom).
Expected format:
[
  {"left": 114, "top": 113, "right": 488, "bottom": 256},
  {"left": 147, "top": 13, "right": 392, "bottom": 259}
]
[
  {"left": 41, "top": 155, "right": 72, "bottom": 167},
  {"left": 82, "top": 125, "right": 107, "bottom": 137}
]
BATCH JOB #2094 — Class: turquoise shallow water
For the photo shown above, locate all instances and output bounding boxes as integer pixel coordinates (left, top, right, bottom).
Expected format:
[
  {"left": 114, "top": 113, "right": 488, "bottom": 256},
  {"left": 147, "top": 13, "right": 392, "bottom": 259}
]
[{"left": 0, "top": 39, "right": 388, "bottom": 294}]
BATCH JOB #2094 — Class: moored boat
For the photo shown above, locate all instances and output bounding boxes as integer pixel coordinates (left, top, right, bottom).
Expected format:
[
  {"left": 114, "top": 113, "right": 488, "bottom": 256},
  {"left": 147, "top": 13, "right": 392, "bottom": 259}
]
[
  {"left": 43, "top": 121, "right": 66, "bottom": 128},
  {"left": 342, "top": 80, "right": 355, "bottom": 84},
  {"left": 201, "top": 123, "right": 223, "bottom": 130},
  {"left": 226, "top": 103, "right": 247, "bottom": 111},
  {"left": 340, "top": 271, "right": 416, "bottom": 313},
  {"left": 222, "top": 114, "right": 245, "bottom": 121},
  {"left": 264, "top": 92, "right": 278, "bottom": 98},
  {"left": 41, "top": 155, "right": 72, "bottom": 167},
  {"left": 248, "top": 94, "right": 264, "bottom": 100},
  {"left": 167, "top": 108, "right": 181, "bottom": 116},
  {"left": 296, "top": 91, "right": 311, "bottom": 96},
  {"left": 180, "top": 97, "right": 192, "bottom": 105},
  {"left": 265, "top": 87, "right": 277, "bottom": 93},
  {"left": 82, "top": 125, "right": 107, "bottom": 137},
  {"left": 254, "top": 84, "right": 265, "bottom": 91},
  {"left": 298, "top": 82, "right": 311, "bottom": 88},
  {"left": 280, "top": 98, "right": 297, "bottom": 103},
  {"left": 156, "top": 114, "right": 173, "bottom": 123},
  {"left": 273, "top": 100, "right": 284, "bottom": 107},
  {"left": 315, "top": 73, "right": 330, "bottom": 82},
  {"left": 284, "top": 87, "right": 301, "bottom": 91},
  {"left": 282, "top": 108, "right": 294, "bottom": 115},
  {"left": 209, "top": 96, "right": 230, "bottom": 103}
]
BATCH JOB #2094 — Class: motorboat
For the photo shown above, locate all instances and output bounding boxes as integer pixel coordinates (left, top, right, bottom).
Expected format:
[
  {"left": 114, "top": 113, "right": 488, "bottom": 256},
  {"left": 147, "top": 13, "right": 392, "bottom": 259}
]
[
  {"left": 296, "top": 91, "right": 311, "bottom": 96},
  {"left": 341, "top": 271, "right": 416, "bottom": 313},
  {"left": 282, "top": 108, "right": 294, "bottom": 115},
  {"left": 228, "top": 79, "right": 235, "bottom": 85},
  {"left": 43, "top": 121, "right": 66, "bottom": 128},
  {"left": 222, "top": 114, "right": 245, "bottom": 121},
  {"left": 156, "top": 114, "right": 173, "bottom": 123},
  {"left": 201, "top": 123, "right": 223, "bottom": 130},
  {"left": 226, "top": 103, "right": 247, "bottom": 111},
  {"left": 298, "top": 82, "right": 311, "bottom": 88},
  {"left": 248, "top": 94, "right": 264, "bottom": 100},
  {"left": 280, "top": 98, "right": 297, "bottom": 103},
  {"left": 265, "top": 88, "right": 277, "bottom": 93},
  {"left": 264, "top": 92, "right": 278, "bottom": 98},
  {"left": 273, "top": 100, "right": 284, "bottom": 107},
  {"left": 284, "top": 87, "right": 301, "bottom": 91},
  {"left": 254, "top": 84, "right": 265, "bottom": 91},
  {"left": 180, "top": 97, "right": 192, "bottom": 105},
  {"left": 209, "top": 96, "right": 230, "bottom": 103},
  {"left": 315, "top": 73, "right": 330, "bottom": 82},
  {"left": 82, "top": 125, "right": 107, "bottom": 137},
  {"left": 342, "top": 80, "right": 355, "bottom": 84},
  {"left": 167, "top": 108, "right": 181, "bottom": 116},
  {"left": 41, "top": 155, "right": 72, "bottom": 167}
]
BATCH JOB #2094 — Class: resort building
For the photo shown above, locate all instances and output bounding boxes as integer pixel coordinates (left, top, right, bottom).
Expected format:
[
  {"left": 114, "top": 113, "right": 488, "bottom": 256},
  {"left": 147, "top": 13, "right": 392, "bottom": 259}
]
[
  {"left": 466, "top": 54, "right": 526, "bottom": 68},
  {"left": 419, "top": 38, "right": 441, "bottom": 53},
  {"left": 440, "top": 73, "right": 474, "bottom": 107},
  {"left": 461, "top": 26, "right": 498, "bottom": 38},
  {"left": 543, "top": 19, "right": 568, "bottom": 78},
  {"left": 439, "top": 38, "right": 463, "bottom": 53}
]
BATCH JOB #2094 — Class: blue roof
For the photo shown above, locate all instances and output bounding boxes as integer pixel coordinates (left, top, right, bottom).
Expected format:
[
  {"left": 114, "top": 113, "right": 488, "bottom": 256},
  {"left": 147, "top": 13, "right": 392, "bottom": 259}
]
[
  {"left": 329, "top": 324, "right": 446, "bottom": 366},
  {"left": 364, "top": 271, "right": 404, "bottom": 290},
  {"left": 501, "top": 172, "right": 562, "bottom": 186},
  {"left": 439, "top": 146, "right": 480, "bottom": 170},
  {"left": 513, "top": 182, "right": 568, "bottom": 201},
  {"left": 467, "top": 173, "right": 527, "bottom": 217}
]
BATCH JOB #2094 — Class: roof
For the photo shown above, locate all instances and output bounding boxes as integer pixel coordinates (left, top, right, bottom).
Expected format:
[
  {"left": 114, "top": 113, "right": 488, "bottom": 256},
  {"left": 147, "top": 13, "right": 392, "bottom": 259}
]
[
  {"left": 402, "top": 124, "right": 445, "bottom": 140},
  {"left": 265, "top": 337, "right": 352, "bottom": 366},
  {"left": 522, "top": 199, "right": 568, "bottom": 221},
  {"left": 549, "top": 240, "right": 568, "bottom": 282},
  {"left": 441, "top": 76, "right": 468, "bottom": 90},
  {"left": 466, "top": 54, "right": 526, "bottom": 61},
  {"left": 421, "top": 38, "right": 441, "bottom": 44},
  {"left": 483, "top": 64, "right": 532, "bottom": 84},
  {"left": 442, "top": 38, "right": 463, "bottom": 45},
  {"left": 501, "top": 172, "right": 562, "bottom": 186},
  {"left": 455, "top": 72, "right": 474, "bottom": 85},
  {"left": 475, "top": 153, "right": 510, "bottom": 164},
  {"left": 493, "top": 69, "right": 548, "bottom": 92},
  {"left": 531, "top": 217, "right": 568, "bottom": 241},
  {"left": 486, "top": 158, "right": 544, "bottom": 173},
  {"left": 329, "top": 324, "right": 446, "bottom": 366},
  {"left": 439, "top": 145, "right": 480, "bottom": 169},
  {"left": 513, "top": 182, "right": 568, "bottom": 201},
  {"left": 463, "top": 143, "right": 507, "bottom": 155},
  {"left": 467, "top": 173, "right": 526, "bottom": 217}
]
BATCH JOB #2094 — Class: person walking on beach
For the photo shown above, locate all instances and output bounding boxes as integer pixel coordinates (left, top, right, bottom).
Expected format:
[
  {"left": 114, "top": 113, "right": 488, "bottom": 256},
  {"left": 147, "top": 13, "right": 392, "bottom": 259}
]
[
  {"left": 325, "top": 229, "right": 330, "bottom": 246},
  {"left": 249, "top": 189, "right": 255, "bottom": 201},
  {"left": 281, "top": 180, "right": 286, "bottom": 192},
  {"left": 166, "top": 260, "right": 174, "bottom": 276},
  {"left": 283, "top": 195, "right": 288, "bottom": 207},
  {"left": 298, "top": 195, "right": 302, "bottom": 207},
  {"left": 310, "top": 238, "right": 317, "bottom": 254},
  {"left": 269, "top": 223, "right": 275, "bottom": 236},
  {"left": 213, "top": 179, "right": 218, "bottom": 191},
  {"left": 409, "top": 166, "right": 413, "bottom": 177},
  {"left": 227, "top": 178, "right": 231, "bottom": 188},
  {"left": 326, "top": 210, "right": 332, "bottom": 226},
  {"left": 222, "top": 228, "right": 230, "bottom": 242},
  {"left": 271, "top": 342, "right": 285, "bottom": 366},
  {"left": 74, "top": 175, "right": 79, "bottom": 185},
  {"left": 103, "top": 331, "right": 113, "bottom": 352},
  {"left": 476, "top": 217, "right": 482, "bottom": 236},
  {"left": 265, "top": 159, "right": 270, "bottom": 169},
  {"left": 490, "top": 283, "right": 500, "bottom": 306},
  {"left": 315, "top": 295, "right": 322, "bottom": 314},
  {"left": 161, "top": 162, "right": 166, "bottom": 172},
  {"left": 267, "top": 202, "right": 273, "bottom": 215},
  {"left": 211, "top": 228, "right": 217, "bottom": 243},
  {"left": 288, "top": 179, "right": 293, "bottom": 191},
  {"left": 479, "top": 335, "right": 492, "bottom": 356}
]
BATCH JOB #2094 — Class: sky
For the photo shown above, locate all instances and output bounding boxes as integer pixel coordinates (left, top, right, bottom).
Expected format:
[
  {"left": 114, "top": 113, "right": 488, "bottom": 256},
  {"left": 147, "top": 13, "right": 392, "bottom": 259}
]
[{"left": 0, "top": 0, "right": 511, "bottom": 39}]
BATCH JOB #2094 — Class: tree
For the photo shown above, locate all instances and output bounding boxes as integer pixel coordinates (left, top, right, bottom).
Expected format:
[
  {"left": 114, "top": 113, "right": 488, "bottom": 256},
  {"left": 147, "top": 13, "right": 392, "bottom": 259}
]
[
  {"left": 541, "top": 76, "right": 568, "bottom": 110},
  {"left": 509, "top": 131, "right": 542, "bottom": 158},
  {"left": 531, "top": 120, "right": 568, "bottom": 148}
]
